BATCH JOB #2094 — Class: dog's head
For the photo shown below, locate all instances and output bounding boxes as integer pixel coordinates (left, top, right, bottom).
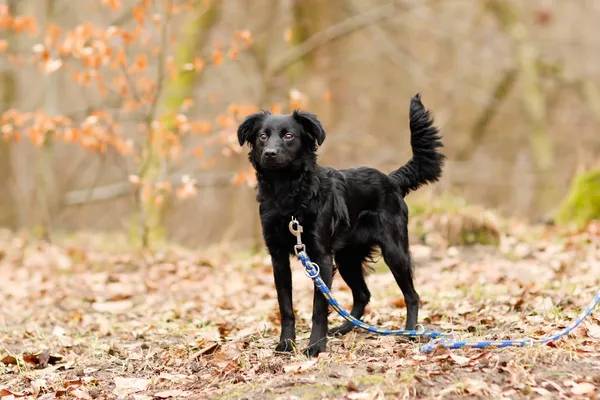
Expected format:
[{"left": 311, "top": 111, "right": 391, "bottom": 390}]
[{"left": 237, "top": 110, "right": 326, "bottom": 170}]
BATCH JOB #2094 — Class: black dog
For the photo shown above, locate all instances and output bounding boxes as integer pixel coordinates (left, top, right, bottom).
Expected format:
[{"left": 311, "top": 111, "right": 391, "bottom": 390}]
[{"left": 237, "top": 94, "right": 444, "bottom": 357}]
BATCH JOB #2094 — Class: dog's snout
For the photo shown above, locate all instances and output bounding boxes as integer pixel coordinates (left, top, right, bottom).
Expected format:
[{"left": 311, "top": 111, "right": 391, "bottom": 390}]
[{"left": 264, "top": 148, "right": 278, "bottom": 158}]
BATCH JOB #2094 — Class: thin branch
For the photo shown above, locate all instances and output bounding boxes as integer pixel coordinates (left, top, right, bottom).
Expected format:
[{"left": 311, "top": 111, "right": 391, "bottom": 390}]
[
  {"left": 266, "top": 1, "right": 401, "bottom": 78},
  {"left": 110, "top": 8, "right": 134, "bottom": 27},
  {"left": 486, "top": 0, "right": 553, "bottom": 172},
  {"left": 345, "top": 0, "right": 432, "bottom": 86},
  {"left": 62, "top": 171, "right": 236, "bottom": 206},
  {"left": 137, "top": 0, "right": 174, "bottom": 184},
  {"left": 147, "top": 0, "right": 173, "bottom": 125},
  {"left": 456, "top": 68, "right": 519, "bottom": 161}
]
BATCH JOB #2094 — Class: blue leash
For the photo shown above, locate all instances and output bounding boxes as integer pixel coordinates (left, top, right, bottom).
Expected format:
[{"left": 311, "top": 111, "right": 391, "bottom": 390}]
[{"left": 288, "top": 217, "right": 600, "bottom": 353}]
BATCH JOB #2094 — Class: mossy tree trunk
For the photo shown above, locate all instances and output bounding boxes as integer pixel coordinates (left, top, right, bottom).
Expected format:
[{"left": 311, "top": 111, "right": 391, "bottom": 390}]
[
  {"left": 555, "top": 79, "right": 600, "bottom": 227},
  {"left": 31, "top": 0, "right": 59, "bottom": 240},
  {"left": 133, "top": 0, "right": 221, "bottom": 248},
  {"left": 555, "top": 169, "right": 600, "bottom": 228}
]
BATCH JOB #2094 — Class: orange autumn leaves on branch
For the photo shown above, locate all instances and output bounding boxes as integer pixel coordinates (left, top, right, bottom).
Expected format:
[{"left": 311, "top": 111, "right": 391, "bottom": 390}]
[
  {"left": 0, "top": 0, "right": 260, "bottom": 202},
  {"left": 0, "top": 4, "right": 38, "bottom": 36},
  {"left": 0, "top": 0, "right": 325, "bottom": 203},
  {"left": 1, "top": 109, "right": 133, "bottom": 154}
]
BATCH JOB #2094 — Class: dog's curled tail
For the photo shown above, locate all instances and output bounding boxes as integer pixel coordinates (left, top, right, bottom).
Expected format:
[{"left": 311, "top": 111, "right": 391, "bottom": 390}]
[{"left": 390, "top": 94, "right": 445, "bottom": 196}]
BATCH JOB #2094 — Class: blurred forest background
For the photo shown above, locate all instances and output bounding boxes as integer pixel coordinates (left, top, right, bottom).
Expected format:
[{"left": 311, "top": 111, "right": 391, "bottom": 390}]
[{"left": 1, "top": 0, "right": 599, "bottom": 249}]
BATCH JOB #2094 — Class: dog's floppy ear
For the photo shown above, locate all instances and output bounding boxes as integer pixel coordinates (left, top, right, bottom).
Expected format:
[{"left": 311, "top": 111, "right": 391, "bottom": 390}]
[
  {"left": 237, "top": 110, "right": 270, "bottom": 146},
  {"left": 292, "top": 110, "right": 326, "bottom": 146}
]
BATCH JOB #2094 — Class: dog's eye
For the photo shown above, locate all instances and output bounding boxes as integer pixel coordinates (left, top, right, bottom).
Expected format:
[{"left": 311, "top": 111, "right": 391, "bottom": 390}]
[
  {"left": 258, "top": 133, "right": 268, "bottom": 142},
  {"left": 283, "top": 133, "right": 294, "bottom": 141}
]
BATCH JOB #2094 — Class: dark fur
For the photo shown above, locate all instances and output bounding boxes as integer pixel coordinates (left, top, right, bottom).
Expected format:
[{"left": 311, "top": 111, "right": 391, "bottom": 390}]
[{"left": 237, "top": 94, "right": 444, "bottom": 357}]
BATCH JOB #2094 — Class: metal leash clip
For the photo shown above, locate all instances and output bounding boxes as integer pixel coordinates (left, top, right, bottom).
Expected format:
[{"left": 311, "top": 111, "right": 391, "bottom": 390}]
[{"left": 289, "top": 217, "right": 306, "bottom": 256}]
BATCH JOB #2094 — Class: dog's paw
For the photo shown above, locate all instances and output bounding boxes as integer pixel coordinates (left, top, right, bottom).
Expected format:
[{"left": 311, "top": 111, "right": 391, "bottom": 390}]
[
  {"left": 404, "top": 323, "right": 422, "bottom": 342},
  {"left": 275, "top": 339, "right": 295, "bottom": 353},
  {"left": 303, "top": 342, "right": 326, "bottom": 358},
  {"left": 328, "top": 322, "right": 354, "bottom": 336}
]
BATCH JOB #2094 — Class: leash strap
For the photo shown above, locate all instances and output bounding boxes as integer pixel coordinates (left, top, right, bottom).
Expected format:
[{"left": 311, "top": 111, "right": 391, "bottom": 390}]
[{"left": 289, "top": 217, "right": 600, "bottom": 353}]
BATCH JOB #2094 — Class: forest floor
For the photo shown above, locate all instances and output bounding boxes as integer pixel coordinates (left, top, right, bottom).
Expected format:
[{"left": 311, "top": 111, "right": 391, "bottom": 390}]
[{"left": 1, "top": 219, "right": 599, "bottom": 399}]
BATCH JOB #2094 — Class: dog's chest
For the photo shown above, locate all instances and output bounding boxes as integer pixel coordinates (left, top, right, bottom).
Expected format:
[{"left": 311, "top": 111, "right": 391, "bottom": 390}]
[{"left": 261, "top": 208, "right": 318, "bottom": 252}]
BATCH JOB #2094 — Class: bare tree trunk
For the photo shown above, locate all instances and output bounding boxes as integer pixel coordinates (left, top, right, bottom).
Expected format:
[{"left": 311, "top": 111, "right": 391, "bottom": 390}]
[
  {"left": 0, "top": 1, "right": 18, "bottom": 229},
  {"left": 578, "top": 80, "right": 600, "bottom": 124},
  {"left": 576, "top": 80, "right": 600, "bottom": 168},
  {"left": 0, "top": 74, "right": 16, "bottom": 229},
  {"left": 485, "top": 0, "right": 555, "bottom": 216},
  {"left": 285, "top": 0, "right": 320, "bottom": 81},
  {"left": 457, "top": 68, "right": 518, "bottom": 161},
  {"left": 30, "top": 0, "right": 59, "bottom": 240}
]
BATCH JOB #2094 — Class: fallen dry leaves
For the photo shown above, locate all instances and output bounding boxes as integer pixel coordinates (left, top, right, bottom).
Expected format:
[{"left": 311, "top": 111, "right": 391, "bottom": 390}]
[
  {"left": 571, "top": 382, "right": 597, "bottom": 395},
  {"left": 283, "top": 359, "right": 317, "bottom": 374},
  {"left": 0, "top": 221, "right": 599, "bottom": 399},
  {"left": 113, "top": 377, "right": 151, "bottom": 397}
]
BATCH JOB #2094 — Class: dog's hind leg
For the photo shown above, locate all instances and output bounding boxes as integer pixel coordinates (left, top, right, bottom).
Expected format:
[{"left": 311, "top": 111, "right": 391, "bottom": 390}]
[
  {"left": 380, "top": 236, "right": 420, "bottom": 331},
  {"left": 328, "top": 245, "right": 372, "bottom": 336}
]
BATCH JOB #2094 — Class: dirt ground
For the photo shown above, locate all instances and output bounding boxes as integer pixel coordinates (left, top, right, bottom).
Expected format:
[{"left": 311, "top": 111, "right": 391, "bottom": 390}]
[{"left": 1, "top": 221, "right": 599, "bottom": 399}]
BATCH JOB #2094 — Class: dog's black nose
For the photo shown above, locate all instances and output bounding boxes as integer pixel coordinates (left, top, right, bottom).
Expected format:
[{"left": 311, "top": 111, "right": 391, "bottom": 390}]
[{"left": 264, "top": 149, "right": 278, "bottom": 158}]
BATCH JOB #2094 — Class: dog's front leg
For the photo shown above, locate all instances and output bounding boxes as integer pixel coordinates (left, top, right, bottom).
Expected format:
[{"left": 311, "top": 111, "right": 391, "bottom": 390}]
[
  {"left": 305, "top": 252, "right": 333, "bottom": 357},
  {"left": 271, "top": 250, "right": 296, "bottom": 352}
]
